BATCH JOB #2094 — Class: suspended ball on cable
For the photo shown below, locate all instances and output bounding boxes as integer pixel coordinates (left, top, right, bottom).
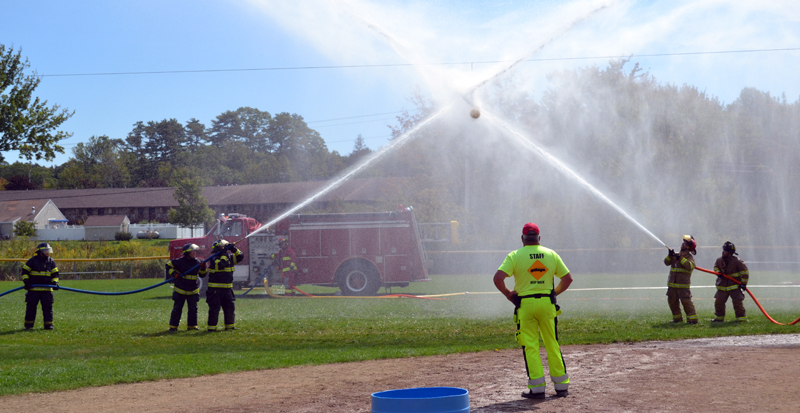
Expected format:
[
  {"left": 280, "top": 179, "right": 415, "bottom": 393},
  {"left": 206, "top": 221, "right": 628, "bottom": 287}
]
[{"left": 470, "top": 108, "right": 480, "bottom": 119}]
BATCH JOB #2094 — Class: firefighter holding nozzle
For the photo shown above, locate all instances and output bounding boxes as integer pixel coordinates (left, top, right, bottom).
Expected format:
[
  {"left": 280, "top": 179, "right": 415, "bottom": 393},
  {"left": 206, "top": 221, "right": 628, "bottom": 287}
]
[
  {"left": 272, "top": 237, "right": 298, "bottom": 296},
  {"left": 493, "top": 223, "right": 573, "bottom": 399},
  {"left": 166, "top": 243, "right": 206, "bottom": 331},
  {"left": 206, "top": 239, "right": 243, "bottom": 331},
  {"left": 665, "top": 235, "right": 698, "bottom": 324},
  {"left": 21, "top": 242, "right": 59, "bottom": 330},
  {"left": 711, "top": 241, "right": 749, "bottom": 322}
]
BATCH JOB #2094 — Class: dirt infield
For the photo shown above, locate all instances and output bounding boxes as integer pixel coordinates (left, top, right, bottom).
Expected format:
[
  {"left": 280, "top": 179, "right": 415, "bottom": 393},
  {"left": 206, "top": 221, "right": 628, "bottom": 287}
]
[{"left": 2, "top": 334, "right": 799, "bottom": 413}]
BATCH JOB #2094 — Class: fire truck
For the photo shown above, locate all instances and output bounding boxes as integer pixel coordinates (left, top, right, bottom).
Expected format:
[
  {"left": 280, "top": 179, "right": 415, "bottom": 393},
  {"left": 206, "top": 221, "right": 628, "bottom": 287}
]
[{"left": 168, "top": 209, "right": 429, "bottom": 295}]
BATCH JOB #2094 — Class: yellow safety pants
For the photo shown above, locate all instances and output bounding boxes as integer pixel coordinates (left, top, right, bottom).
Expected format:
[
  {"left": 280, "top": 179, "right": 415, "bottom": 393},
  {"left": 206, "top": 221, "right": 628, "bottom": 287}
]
[{"left": 514, "top": 296, "right": 569, "bottom": 393}]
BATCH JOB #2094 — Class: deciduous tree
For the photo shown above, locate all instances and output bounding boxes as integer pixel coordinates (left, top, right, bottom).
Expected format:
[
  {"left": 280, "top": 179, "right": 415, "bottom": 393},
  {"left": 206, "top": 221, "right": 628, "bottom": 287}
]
[
  {"left": 167, "top": 178, "right": 214, "bottom": 237},
  {"left": 0, "top": 45, "right": 73, "bottom": 162}
]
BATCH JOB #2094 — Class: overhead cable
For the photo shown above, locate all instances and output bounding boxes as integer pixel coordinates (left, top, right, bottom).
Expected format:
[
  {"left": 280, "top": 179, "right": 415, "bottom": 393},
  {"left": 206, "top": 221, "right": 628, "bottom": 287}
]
[{"left": 40, "top": 47, "right": 800, "bottom": 77}]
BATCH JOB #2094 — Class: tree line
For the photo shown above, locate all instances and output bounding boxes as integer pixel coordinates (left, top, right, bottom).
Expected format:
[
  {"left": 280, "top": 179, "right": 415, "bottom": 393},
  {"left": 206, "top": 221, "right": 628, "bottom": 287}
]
[{"left": 0, "top": 108, "right": 374, "bottom": 189}]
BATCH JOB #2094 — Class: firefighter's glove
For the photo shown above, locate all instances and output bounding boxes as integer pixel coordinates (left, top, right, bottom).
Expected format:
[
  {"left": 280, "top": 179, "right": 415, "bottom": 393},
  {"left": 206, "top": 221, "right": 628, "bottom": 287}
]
[
  {"left": 23, "top": 280, "right": 30, "bottom": 291},
  {"left": 739, "top": 284, "right": 747, "bottom": 292},
  {"left": 173, "top": 272, "right": 180, "bottom": 280},
  {"left": 225, "top": 243, "right": 236, "bottom": 251},
  {"left": 668, "top": 249, "right": 678, "bottom": 259},
  {"left": 52, "top": 282, "right": 59, "bottom": 291}
]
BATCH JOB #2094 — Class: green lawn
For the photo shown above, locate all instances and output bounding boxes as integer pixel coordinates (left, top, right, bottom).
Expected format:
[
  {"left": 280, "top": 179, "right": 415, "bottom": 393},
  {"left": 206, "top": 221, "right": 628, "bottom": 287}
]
[{"left": 1, "top": 272, "right": 798, "bottom": 395}]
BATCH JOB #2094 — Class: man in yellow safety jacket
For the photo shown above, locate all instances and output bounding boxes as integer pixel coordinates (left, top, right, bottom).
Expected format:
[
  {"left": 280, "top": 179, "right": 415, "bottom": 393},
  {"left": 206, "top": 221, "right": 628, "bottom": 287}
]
[
  {"left": 493, "top": 223, "right": 573, "bottom": 399},
  {"left": 165, "top": 243, "right": 206, "bottom": 331},
  {"left": 711, "top": 241, "right": 749, "bottom": 322},
  {"left": 665, "top": 235, "right": 698, "bottom": 324},
  {"left": 206, "top": 239, "right": 243, "bottom": 331},
  {"left": 21, "top": 243, "right": 60, "bottom": 330}
]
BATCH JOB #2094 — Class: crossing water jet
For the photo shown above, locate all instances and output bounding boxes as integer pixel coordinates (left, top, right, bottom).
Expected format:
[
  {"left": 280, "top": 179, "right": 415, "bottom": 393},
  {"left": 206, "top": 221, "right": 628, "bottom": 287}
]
[
  {"left": 463, "top": 3, "right": 610, "bottom": 100},
  {"left": 245, "top": 104, "right": 454, "bottom": 239},
  {"left": 480, "top": 108, "right": 667, "bottom": 248},
  {"left": 252, "top": 0, "right": 661, "bottom": 248},
  {"left": 340, "top": 0, "right": 612, "bottom": 108}
]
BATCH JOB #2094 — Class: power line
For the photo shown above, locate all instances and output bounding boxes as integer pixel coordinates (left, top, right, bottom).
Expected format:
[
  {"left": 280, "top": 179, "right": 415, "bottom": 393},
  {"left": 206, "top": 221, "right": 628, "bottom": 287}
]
[
  {"left": 326, "top": 134, "right": 392, "bottom": 144},
  {"left": 307, "top": 111, "right": 403, "bottom": 124},
  {"left": 314, "top": 118, "right": 395, "bottom": 128},
  {"left": 39, "top": 47, "right": 800, "bottom": 78}
]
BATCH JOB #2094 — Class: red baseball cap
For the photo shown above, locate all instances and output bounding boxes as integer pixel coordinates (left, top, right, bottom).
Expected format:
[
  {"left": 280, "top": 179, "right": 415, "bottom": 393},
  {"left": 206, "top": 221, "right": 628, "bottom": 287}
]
[{"left": 522, "top": 223, "right": 540, "bottom": 236}]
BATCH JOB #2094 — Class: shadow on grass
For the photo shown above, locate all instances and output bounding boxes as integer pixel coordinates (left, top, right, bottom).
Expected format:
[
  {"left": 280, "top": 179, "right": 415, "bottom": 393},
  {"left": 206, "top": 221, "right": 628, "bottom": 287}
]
[
  {"left": 141, "top": 329, "right": 198, "bottom": 338},
  {"left": 0, "top": 328, "right": 35, "bottom": 336},
  {"left": 651, "top": 321, "right": 692, "bottom": 329},
  {"left": 708, "top": 321, "right": 740, "bottom": 329}
]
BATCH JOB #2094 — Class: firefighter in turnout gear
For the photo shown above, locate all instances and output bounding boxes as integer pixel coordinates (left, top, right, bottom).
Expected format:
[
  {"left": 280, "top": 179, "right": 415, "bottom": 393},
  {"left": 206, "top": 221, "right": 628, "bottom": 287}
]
[
  {"left": 272, "top": 237, "right": 298, "bottom": 296},
  {"left": 166, "top": 243, "right": 206, "bottom": 331},
  {"left": 206, "top": 240, "right": 243, "bottom": 331},
  {"left": 21, "top": 243, "right": 59, "bottom": 330},
  {"left": 665, "top": 235, "right": 698, "bottom": 324},
  {"left": 493, "top": 223, "right": 573, "bottom": 400},
  {"left": 711, "top": 241, "right": 749, "bottom": 322}
]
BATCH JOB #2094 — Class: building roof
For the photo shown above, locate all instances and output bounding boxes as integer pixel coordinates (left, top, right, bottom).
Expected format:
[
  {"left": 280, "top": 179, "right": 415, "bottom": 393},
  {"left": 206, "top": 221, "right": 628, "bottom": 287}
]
[
  {"left": 0, "top": 178, "right": 395, "bottom": 209},
  {"left": 0, "top": 199, "right": 50, "bottom": 223},
  {"left": 83, "top": 215, "right": 130, "bottom": 227}
]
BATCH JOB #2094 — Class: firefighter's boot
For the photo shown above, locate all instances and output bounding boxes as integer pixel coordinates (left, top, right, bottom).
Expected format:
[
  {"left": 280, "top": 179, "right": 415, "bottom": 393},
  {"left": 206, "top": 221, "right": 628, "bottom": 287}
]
[{"left": 521, "top": 389, "right": 545, "bottom": 399}]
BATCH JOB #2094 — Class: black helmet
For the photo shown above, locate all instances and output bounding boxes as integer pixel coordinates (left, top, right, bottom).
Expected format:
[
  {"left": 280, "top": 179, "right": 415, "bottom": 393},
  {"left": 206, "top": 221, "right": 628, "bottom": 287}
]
[
  {"left": 722, "top": 241, "right": 738, "bottom": 255},
  {"left": 212, "top": 239, "right": 229, "bottom": 251},
  {"left": 36, "top": 242, "right": 53, "bottom": 254},
  {"left": 182, "top": 243, "right": 200, "bottom": 255}
]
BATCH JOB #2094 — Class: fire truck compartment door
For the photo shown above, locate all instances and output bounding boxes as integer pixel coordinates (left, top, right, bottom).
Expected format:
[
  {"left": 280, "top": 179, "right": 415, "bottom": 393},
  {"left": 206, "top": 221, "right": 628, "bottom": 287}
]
[
  {"left": 382, "top": 255, "right": 413, "bottom": 282},
  {"left": 233, "top": 265, "right": 250, "bottom": 282}
]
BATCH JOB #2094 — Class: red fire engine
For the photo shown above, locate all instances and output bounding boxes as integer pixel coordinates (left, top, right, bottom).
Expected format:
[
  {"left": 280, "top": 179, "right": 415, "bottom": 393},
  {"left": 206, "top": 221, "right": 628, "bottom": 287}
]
[{"left": 169, "top": 209, "right": 429, "bottom": 295}]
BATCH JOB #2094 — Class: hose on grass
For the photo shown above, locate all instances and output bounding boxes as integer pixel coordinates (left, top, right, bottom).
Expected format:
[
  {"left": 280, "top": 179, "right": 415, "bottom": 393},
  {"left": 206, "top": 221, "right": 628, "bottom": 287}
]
[
  {"left": 696, "top": 266, "right": 800, "bottom": 326},
  {"left": 237, "top": 264, "right": 273, "bottom": 298},
  {"left": 290, "top": 285, "right": 442, "bottom": 300}
]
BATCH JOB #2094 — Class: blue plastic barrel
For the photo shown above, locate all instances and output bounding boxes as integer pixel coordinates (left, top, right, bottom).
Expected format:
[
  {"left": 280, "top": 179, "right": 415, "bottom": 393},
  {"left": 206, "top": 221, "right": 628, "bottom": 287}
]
[{"left": 372, "top": 387, "right": 470, "bottom": 413}]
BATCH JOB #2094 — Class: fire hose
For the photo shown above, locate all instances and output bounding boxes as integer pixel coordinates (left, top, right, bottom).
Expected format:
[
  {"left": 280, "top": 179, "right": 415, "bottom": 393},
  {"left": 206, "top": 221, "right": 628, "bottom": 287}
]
[
  {"left": 695, "top": 266, "right": 800, "bottom": 326},
  {"left": 0, "top": 251, "right": 224, "bottom": 299}
]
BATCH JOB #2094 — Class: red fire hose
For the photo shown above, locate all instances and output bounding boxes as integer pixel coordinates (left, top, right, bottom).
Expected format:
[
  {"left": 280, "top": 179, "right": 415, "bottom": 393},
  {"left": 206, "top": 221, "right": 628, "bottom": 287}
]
[{"left": 696, "top": 266, "right": 800, "bottom": 326}]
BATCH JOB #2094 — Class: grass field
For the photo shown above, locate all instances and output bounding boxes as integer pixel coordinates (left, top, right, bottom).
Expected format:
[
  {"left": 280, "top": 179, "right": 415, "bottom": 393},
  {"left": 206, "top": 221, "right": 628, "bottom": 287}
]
[{"left": 1, "top": 272, "right": 798, "bottom": 396}]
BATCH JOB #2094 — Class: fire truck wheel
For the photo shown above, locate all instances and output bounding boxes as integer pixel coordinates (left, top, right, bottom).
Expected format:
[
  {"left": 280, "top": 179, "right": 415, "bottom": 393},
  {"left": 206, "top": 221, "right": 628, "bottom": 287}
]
[{"left": 337, "top": 261, "right": 381, "bottom": 296}]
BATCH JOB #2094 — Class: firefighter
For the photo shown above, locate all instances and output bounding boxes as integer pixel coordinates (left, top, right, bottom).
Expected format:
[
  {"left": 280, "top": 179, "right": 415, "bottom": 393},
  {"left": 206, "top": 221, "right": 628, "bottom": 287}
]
[
  {"left": 21, "top": 242, "right": 60, "bottom": 330},
  {"left": 206, "top": 239, "right": 243, "bottom": 331},
  {"left": 665, "top": 235, "right": 698, "bottom": 324},
  {"left": 165, "top": 243, "right": 206, "bottom": 331},
  {"left": 272, "top": 237, "right": 298, "bottom": 296},
  {"left": 711, "top": 241, "right": 749, "bottom": 322},
  {"left": 493, "top": 223, "right": 573, "bottom": 399}
]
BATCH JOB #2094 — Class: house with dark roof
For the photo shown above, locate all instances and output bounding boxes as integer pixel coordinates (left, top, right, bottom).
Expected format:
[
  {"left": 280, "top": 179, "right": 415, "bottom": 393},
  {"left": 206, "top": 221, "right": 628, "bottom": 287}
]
[
  {"left": 0, "top": 199, "right": 68, "bottom": 239},
  {"left": 0, "top": 178, "right": 397, "bottom": 226},
  {"left": 84, "top": 215, "right": 131, "bottom": 241}
]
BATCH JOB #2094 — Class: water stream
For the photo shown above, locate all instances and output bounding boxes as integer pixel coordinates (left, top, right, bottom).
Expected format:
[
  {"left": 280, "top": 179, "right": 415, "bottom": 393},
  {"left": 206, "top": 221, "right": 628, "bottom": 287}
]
[
  {"left": 247, "top": 0, "right": 667, "bottom": 250},
  {"left": 246, "top": 104, "right": 454, "bottom": 239},
  {"left": 481, "top": 109, "right": 667, "bottom": 248}
]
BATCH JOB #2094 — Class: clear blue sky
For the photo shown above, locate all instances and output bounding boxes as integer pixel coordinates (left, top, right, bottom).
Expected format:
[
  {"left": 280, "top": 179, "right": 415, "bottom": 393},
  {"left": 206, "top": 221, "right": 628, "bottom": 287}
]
[{"left": 3, "top": 0, "right": 799, "bottom": 167}]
